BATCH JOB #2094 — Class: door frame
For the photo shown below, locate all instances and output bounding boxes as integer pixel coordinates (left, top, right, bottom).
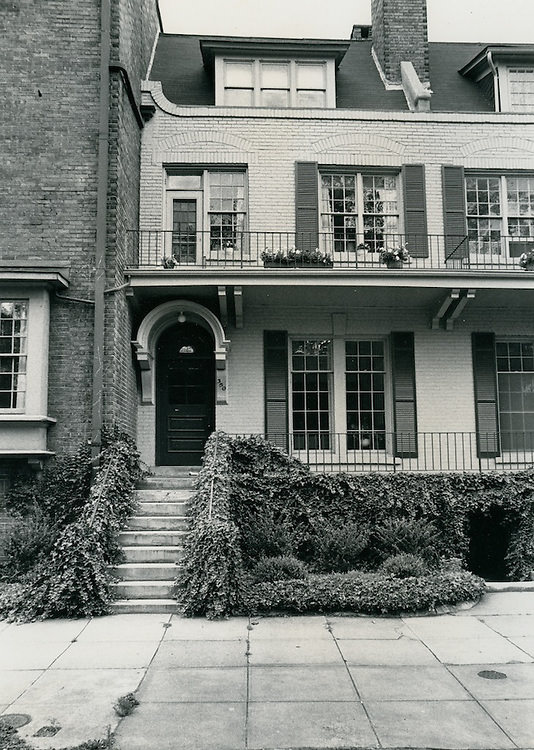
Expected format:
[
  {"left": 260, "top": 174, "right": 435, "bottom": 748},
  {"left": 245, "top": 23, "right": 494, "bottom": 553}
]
[{"left": 165, "top": 190, "right": 204, "bottom": 265}]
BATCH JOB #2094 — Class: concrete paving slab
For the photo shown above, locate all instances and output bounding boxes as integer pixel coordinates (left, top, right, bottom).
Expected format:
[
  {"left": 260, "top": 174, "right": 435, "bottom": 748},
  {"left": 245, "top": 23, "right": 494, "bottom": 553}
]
[
  {"left": 249, "top": 615, "right": 331, "bottom": 640},
  {"left": 365, "top": 699, "right": 515, "bottom": 749},
  {"left": 449, "top": 663, "right": 534, "bottom": 699},
  {"left": 247, "top": 701, "right": 377, "bottom": 749},
  {"left": 481, "top": 699, "right": 534, "bottom": 748},
  {"left": 337, "top": 638, "right": 439, "bottom": 666},
  {"left": 49, "top": 640, "right": 159, "bottom": 670},
  {"left": 457, "top": 592, "right": 534, "bottom": 616},
  {"left": 0, "top": 642, "right": 68, "bottom": 670},
  {"left": 0, "top": 670, "right": 43, "bottom": 704},
  {"left": 421, "top": 636, "right": 533, "bottom": 664},
  {"left": 327, "top": 616, "right": 411, "bottom": 640},
  {"left": 480, "top": 614, "right": 534, "bottom": 637},
  {"left": 150, "top": 639, "right": 247, "bottom": 668},
  {"left": 76, "top": 613, "right": 170, "bottom": 642},
  {"left": 349, "top": 665, "right": 471, "bottom": 701},
  {"left": 137, "top": 666, "right": 247, "bottom": 702},
  {"left": 404, "top": 615, "right": 497, "bottom": 639},
  {"left": 507, "top": 635, "right": 534, "bottom": 658},
  {"left": 249, "top": 665, "right": 357, "bottom": 702},
  {"left": 166, "top": 616, "right": 249, "bottom": 640},
  {"left": 12, "top": 668, "right": 144, "bottom": 706},
  {"left": 248, "top": 637, "right": 341, "bottom": 666},
  {"left": 9, "top": 701, "right": 117, "bottom": 750},
  {"left": 115, "top": 701, "right": 246, "bottom": 750},
  {"left": 0, "top": 619, "right": 89, "bottom": 643}
]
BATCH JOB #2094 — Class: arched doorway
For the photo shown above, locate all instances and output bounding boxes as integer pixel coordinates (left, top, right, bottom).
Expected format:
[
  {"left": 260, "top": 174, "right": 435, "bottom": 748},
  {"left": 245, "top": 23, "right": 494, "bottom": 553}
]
[{"left": 156, "top": 322, "right": 215, "bottom": 465}]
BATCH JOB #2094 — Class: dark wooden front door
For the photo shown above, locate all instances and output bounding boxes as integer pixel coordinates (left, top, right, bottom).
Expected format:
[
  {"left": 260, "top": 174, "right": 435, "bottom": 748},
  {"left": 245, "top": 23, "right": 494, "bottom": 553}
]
[{"left": 156, "top": 323, "right": 215, "bottom": 465}]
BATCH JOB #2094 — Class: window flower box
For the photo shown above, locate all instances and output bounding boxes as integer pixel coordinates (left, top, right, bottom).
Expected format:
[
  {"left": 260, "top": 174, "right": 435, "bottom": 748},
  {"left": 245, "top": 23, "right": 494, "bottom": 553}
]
[
  {"left": 261, "top": 248, "right": 333, "bottom": 268},
  {"left": 519, "top": 249, "right": 534, "bottom": 270},
  {"left": 379, "top": 245, "right": 411, "bottom": 268}
]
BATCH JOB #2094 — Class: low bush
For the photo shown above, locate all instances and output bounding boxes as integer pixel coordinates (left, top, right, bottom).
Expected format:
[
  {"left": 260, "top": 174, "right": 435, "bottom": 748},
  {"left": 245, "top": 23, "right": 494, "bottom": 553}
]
[
  {"left": 241, "top": 569, "right": 486, "bottom": 615},
  {"left": 312, "top": 521, "right": 370, "bottom": 572},
  {"left": 240, "top": 509, "right": 298, "bottom": 563},
  {"left": 372, "top": 517, "right": 442, "bottom": 564},
  {"left": 0, "top": 508, "right": 57, "bottom": 582},
  {"left": 252, "top": 555, "right": 308, "bottom": 582},
  {"left": 380, "top": 553, "right": 429, "bottom": 578}
]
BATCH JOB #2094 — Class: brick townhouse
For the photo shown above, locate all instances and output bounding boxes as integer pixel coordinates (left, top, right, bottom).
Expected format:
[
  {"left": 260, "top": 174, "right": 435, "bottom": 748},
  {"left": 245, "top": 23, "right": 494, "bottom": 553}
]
[{"left": 1, "top": 0, "right": 534, "bottom": 492}]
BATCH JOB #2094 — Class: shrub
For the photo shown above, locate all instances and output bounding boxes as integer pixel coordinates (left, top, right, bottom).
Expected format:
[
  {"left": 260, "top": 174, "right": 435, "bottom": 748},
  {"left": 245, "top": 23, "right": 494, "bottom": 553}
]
[
  {"left": 240, "top": 509, "right": 298, "bottom": 563},
  {"left": 0, "top": 508, "right": 57, "bottom": 582},
  {"left": 312, "top": 521, "right": 370, "bottom": 572},
  {"left": 380, "top": 553, "right": 429, "bottom": 578},
  {"left": 114, "top": 692, "right": 139, "bottom": 717},
  {"left": 241, "top": 569, "right": 486, "bottom": 615},
  {"left": 373, "top": 517, "right": 441, "bottom": 564},
  {"left": 252, "top": 555, "right": 308, "bottom": 582}
]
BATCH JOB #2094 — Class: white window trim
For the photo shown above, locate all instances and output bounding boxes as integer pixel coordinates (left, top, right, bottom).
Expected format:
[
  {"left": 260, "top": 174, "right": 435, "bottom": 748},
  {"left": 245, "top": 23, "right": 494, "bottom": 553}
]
[
  {"left": 497, "top": 63, "right": 534, "bottom": 112},
  {"left": 215, "top": 56, "right": 336, "bottom": 108}
]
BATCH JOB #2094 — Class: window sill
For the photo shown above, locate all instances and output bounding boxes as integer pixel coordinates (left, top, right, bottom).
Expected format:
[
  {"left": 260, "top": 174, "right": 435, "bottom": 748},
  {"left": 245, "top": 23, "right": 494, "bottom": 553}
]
[{"left": 0, "top": 414, "right": 56, "bottom": 425}]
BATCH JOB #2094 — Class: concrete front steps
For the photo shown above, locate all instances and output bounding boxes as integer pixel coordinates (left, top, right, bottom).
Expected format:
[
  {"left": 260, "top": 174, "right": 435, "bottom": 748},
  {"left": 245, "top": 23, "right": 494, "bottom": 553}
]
[{"left": 110, "top": 467, "right": 199, "bottom": 614}]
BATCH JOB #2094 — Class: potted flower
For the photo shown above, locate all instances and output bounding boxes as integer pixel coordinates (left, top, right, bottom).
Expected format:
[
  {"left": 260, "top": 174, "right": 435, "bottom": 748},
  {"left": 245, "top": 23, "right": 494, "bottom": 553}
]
[
  {"left": 261, "top": 247, "right": 333, "bottom": 268},
  {"left": 379, "top": 245, "right": 411, "bottom": 269},
  {"left": 519, "top": 249, "right": 534, "bottom": 270}
]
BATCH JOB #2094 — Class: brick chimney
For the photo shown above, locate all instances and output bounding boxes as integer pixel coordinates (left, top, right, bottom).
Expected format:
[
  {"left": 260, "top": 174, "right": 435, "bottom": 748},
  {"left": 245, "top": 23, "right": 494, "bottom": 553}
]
[{"left": 371, "top": 0, "right": 429, "bottom": 85}]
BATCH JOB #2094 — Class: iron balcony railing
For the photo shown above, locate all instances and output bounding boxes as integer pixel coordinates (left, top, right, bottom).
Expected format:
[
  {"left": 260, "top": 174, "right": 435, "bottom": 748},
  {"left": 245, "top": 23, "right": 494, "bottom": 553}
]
[
  {"left": 228, "top": 431, "right": 534, "bottom": 473},
  {"left": 127, "top": 230, "right": 534, "bottom": 272}
]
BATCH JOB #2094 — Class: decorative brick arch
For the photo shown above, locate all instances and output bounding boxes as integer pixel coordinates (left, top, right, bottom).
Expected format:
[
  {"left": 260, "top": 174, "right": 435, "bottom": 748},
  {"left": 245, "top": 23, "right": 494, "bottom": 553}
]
[
  {"left": 158, "top": 131, "right": 254, "bottom": 153},
  {"left": 311, "top": 133, "right": 407, "bottom": 156},
  {"left": 132, "top": 300, "right": 230, "bottom": 405},
  {"left": 460, "top": 137, "right": 534, "bottom": 157}
]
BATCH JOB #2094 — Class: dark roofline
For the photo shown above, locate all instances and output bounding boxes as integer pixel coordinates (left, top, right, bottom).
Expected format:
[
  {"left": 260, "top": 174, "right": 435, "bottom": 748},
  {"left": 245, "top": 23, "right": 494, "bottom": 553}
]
[
  {"left": 198, "top": 36, "right": 350, "bottom": 69},
  {"left": 459, "top": 44, "right": 534, "bottom": 77}
]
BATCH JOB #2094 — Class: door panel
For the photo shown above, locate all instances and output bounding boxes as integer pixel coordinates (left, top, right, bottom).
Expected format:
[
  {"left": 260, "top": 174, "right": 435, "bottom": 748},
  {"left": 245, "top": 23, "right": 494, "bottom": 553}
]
[{"left": 156, "top": 323, "right": 215, "bottom": 465}]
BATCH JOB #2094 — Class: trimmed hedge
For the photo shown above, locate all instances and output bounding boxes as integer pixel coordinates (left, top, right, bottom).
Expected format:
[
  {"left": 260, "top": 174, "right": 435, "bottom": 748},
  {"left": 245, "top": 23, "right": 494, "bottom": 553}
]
[
  {"left": 177, "top": 432, "right": 534, "bottom": 618},
  {"left": 241, "top": 570, "right": 486, "bottom": 616}
]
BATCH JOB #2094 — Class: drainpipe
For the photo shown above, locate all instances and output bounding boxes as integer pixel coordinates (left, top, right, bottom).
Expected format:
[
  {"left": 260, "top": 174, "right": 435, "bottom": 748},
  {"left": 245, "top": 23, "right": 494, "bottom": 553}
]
[
  {"left": 91, "top": 0, "right": 111, "bottom": 466},
  {"left": 487, "top": 50, "right": 501, "bottom": 112}
]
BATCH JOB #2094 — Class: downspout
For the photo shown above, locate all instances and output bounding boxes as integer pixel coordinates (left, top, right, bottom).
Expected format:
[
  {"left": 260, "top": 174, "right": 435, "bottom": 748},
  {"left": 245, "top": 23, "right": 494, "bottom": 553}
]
[
  {"left": 487, "top": 50, "right": 501, "bottom": 112},
  {"left": 92, "top": 0, "right": 111, "bottom": 466}
]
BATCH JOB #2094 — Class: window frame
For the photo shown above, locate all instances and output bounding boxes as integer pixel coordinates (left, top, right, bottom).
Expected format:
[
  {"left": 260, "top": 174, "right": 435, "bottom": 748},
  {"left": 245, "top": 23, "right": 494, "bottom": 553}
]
[
  {"left": 215, "top": 57, "right": 336, "bottom": 108},
  {"left": 495, "top": 338, "right": 534, "bottom": 454},
  {"left": 165, "top": 169, "right": 249, "bottom": 263},
  {"left": 499, "top": 64, "right": 534, "bottom": 112},
  {"left": 319, "top": 170, "right": 403, "bottom": 258},
  {"left": 0, "top": 300, "right": 28, "bottom": 413},
  {"left": 465, "top": 172, "right": 534, "bottom": 258}
]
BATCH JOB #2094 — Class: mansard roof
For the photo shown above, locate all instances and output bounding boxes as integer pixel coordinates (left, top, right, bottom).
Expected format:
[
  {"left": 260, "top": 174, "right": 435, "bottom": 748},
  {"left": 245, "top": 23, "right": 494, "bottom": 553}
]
[{"left": 149, "top": 34, "right": 499, "bottom": 112}]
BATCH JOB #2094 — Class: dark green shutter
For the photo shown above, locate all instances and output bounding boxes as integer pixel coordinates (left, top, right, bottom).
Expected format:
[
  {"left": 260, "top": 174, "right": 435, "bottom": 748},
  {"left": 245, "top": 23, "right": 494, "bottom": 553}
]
[
  {"left": 295, "top": 162, "right": 319, "bottom": 251},
  {"left": 264, "top": 331, "right": 289, "bottom": 450},
  {"left": 472, "top": 333, "right": 500, "bottom": 458},
  {"left": 402, "top": 164, "right": 428, "bottom": 257},
  {"left": 391, "top": 332, "right": 418, "bottom": 457},
  {"left": 442, "top": 165, "right": 468, "bottom": 260}
]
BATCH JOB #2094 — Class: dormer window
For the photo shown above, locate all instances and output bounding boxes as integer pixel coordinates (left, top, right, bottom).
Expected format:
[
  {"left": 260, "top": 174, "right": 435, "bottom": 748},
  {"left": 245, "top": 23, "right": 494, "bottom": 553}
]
[
  {"left": 460, "top": 46, "right": 534, "bottom": 113},
  {"left": 200, "top": 37, "right": 348, "bottom": 110},
  {"left": 503, "top": 66, "right": 534, "bottom": 112},
  {"left": 221, "top": 58, "right": 330, "bottom": 108}
]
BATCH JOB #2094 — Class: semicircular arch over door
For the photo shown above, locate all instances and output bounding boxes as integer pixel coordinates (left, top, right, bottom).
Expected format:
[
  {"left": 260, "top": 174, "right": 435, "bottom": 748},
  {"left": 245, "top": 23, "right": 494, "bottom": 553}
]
[{"left": 156, "top": 322, "right": 215, "bottom": 466}]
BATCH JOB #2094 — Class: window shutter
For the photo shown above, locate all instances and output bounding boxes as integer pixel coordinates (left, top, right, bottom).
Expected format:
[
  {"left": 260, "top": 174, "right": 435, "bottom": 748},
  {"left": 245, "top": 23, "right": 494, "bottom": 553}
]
[
  {"left": 402, "top": 164, "right": 428, "bottom": 257},
  {"left": 442, "top": 166, "right": 468, "bottom": 260},
  {"left": 391, "top": 332, "right": 418, "bottom": 458},
  {"left": 472, "top": 332, "right": 500, "bottom": 458},
  {"left": 295, "top": 162, "right": 319, "bottom": 251},
  {"left": 264, "top": 330, "right": 288, "bottom": 451}
]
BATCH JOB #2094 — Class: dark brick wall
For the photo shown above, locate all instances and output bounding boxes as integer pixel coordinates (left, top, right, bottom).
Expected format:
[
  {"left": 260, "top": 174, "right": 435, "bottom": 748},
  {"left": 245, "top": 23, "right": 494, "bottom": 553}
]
[
  {"left": 1, "top": 0, "right": 159, "bottom": 453},
  {"left": 371, "top": 0, "right": 429, "bottom": 84}
]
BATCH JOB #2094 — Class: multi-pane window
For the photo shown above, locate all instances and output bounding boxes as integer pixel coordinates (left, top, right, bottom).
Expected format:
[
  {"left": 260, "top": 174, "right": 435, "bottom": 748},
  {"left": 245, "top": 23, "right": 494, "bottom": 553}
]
[
  {"left": 291, "top": 340, "right": 332, "bottom": 450},
  {"left": 466, "top": 175, "right": 534, "bottom": 255},
  {"left": 496, "top": 341, "right": 534, "bottom": 451},
  {"left": 222, "top": 59, "right": 329, "bottom": 108},
  {"left": 508, "top": 67, "right": 534, "bottom": 112},
  {"left": 345, "top": 341, "right": 386, "bottom": 450},
  {"left": 320, "top": 173, "right": 399, "bottom": 253},
  {"left": 0, "top": 301, "right": 27, "bottom": 410},
  {"left": 208, "top": 172, "right": 246, "bottom": 253}
]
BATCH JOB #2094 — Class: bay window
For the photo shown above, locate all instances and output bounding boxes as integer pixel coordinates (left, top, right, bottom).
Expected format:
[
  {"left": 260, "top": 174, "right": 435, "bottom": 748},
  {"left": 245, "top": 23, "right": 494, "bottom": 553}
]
[{"left": 0, "top": 301, "right": 27, "bottom": 411}]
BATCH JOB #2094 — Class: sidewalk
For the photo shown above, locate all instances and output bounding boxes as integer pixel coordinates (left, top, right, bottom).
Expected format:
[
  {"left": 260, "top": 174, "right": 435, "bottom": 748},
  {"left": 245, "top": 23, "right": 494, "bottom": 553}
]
[{"left": 0, "top": 593, "right": 533, "bottom": 749}]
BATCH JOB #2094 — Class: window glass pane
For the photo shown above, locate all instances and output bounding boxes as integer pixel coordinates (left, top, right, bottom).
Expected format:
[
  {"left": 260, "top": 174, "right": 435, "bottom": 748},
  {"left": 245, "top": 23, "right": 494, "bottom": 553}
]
[
  {"left": 167, "top": 175, "right": 202, "bottom": 190},
  {"left": 296, "top": 90, "right": 326, "bottom": 108},
  {"left": 296, "top": 63, "right": 325, "bottom": 88},
  {"left": 261, "top": 62, "right": 289, "bottom": 87},
  {"left": 0, "top": 299, "right": 28, "bottom": 410},
  {"left": 261, "top": 89, "right": 290, "bottom": 107},
  {"left": 291, "top": 339, "right": 332, "bottom": 451},
  {"left": 508, "top": 68, "right": 534, "bottom": 111},
  {"left": 497, "top": 340, "right": 534, "bottom": 450},
  {"left": 345, "top": 340, "right": 386, "bottom": 450},
  {"left": 225, "top": 61, "right": 253, "bottom": 87},
  {"left": 224, "top": 88, "right": 254, "bottom": 105}
]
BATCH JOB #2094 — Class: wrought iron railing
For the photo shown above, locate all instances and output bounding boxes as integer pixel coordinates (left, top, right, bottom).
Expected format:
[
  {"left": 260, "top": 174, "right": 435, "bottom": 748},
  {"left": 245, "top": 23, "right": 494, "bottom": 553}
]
[
  {"left": 127, "top": 230, "right": 534, "bottom": 272},
  {"left": 228, "top": 431, "right": 534, "bottom": 473}
]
